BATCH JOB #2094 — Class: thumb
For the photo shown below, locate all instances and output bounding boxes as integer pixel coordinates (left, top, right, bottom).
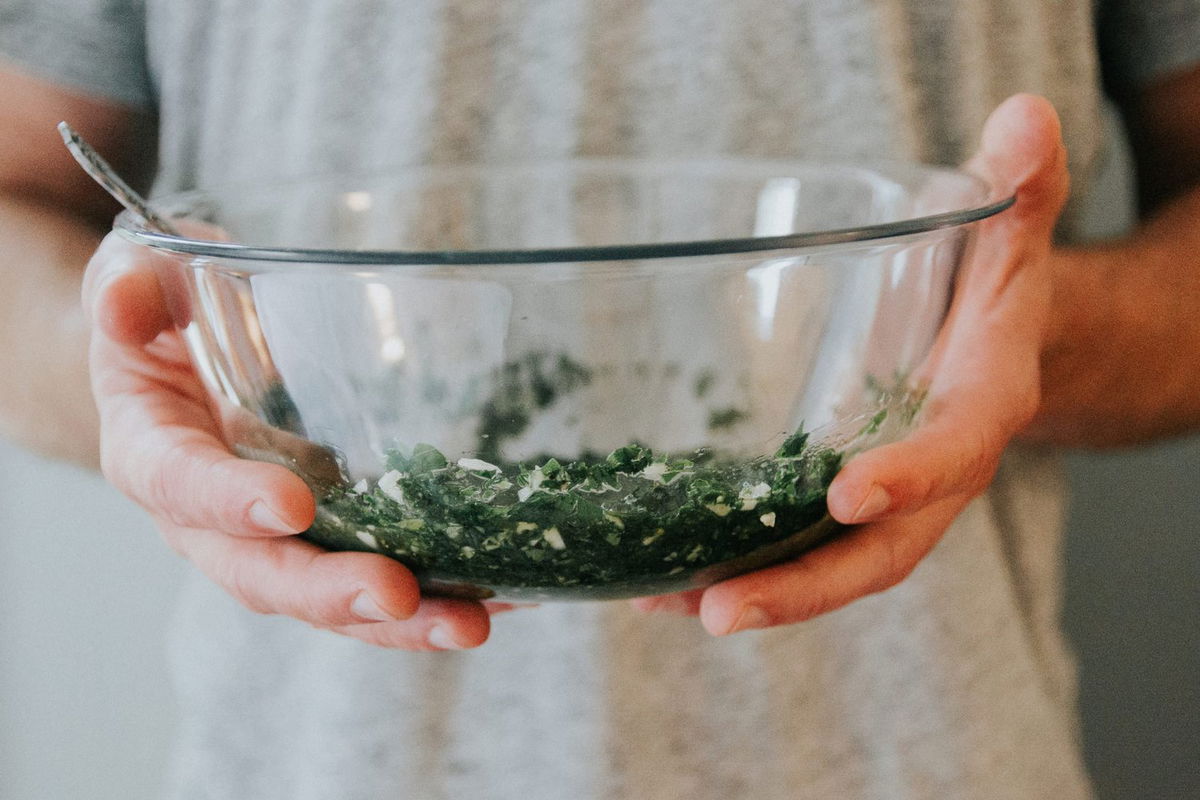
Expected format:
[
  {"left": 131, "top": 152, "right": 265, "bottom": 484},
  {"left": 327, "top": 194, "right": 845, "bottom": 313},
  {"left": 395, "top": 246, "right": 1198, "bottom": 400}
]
[
  {"left": 944, "top": 93, "right": 1069, "bottom": 342},
  {"left": 965, "top": 93, "right": 1070, "bottom": 241},
  {"left": 933, "top": 93, "right": 1070, "bottom": 351}
]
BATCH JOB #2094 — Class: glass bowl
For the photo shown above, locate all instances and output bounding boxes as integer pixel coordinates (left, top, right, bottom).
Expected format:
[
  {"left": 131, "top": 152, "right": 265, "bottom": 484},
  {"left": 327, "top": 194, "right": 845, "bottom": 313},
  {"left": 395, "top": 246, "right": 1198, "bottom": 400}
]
[{"left": 116, "top": 159, "right": 1011, "bottom": 601}]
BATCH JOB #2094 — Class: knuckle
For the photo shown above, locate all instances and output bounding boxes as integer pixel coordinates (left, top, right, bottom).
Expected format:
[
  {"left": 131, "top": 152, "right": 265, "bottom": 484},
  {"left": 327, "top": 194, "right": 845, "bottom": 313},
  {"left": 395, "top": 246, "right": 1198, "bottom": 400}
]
[
  {"left": 157, "top": 527, "right": 191, "bottom": 559},
  {"left": 862, "top": 541, "right": 900, "bottom": 596},
  {"left": 98, "top": 439, "right": 127, "bottom": 492},
  {"left": 316, "top": 602, "right": 351, "bottom": 628},
  {"left": 219, "top": 561, "right": 272, "bottom": 616},
  {"left": 296, "top": 588, "right": 343, "bottom": 627},
  {"left": 867, "top": 541, "right": 915, "bottom": 595},
  {"left": 328, "top": 620, "right": 406, "bottom": 649},
  {"left": 148, "top": 440, "right": 238, "bottom": 531},
  {"left": 279, "top": 550, "right": 346, "bottom": 626},
  {"left": 959, "top": 429, "right": 1003, "bottom": 497},
  {"left": 880, "top": 537, "right": 905, "bottom": 587},
  {"left": 770, "top": 566, "right": 833, "bottom": 623},
  {"left": 143, "top": 437, "right": 192, "bottom": 516},
  {"left": 791, "top": 587, "right": 835, "bottom": 623},
  {"left": 911, "top": 467, "right": 941, "bottom": 507},
  {"left": 964, "top": 453, "right": 998, "bottom": 496}
]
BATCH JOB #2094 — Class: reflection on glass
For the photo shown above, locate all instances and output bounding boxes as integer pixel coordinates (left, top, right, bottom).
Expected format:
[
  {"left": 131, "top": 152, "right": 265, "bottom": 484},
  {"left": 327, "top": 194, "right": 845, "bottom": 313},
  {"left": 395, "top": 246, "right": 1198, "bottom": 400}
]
[{"left": 364, "top": 282, "right": 407, "bottom": 365}]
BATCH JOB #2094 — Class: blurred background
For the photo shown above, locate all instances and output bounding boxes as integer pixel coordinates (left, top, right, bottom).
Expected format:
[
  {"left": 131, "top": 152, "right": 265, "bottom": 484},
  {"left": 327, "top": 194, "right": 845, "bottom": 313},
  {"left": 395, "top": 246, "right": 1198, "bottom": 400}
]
[{"left": 1, "top": 109, "right": 1197, "bottom": 800}]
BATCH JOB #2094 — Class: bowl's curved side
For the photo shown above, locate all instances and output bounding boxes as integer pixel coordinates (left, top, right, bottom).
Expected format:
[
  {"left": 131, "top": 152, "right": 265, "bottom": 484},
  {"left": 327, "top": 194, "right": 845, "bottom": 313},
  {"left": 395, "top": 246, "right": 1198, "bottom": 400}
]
[
  {"left": 412, "top": 515, "right": 847, "bottom": 602},
  {"left": 117, "top": 158, "right": 1009, "bottom": 267},
  {"left": 136, "top": 161, "right": 983, "bottom": 601}
]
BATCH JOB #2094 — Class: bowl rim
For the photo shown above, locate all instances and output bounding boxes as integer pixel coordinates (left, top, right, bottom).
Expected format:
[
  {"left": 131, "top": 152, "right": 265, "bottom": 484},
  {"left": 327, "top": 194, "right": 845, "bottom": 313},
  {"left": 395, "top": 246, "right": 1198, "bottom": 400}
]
[{"left": 115, "top": 157, "right": 1015, "bottom": 266}]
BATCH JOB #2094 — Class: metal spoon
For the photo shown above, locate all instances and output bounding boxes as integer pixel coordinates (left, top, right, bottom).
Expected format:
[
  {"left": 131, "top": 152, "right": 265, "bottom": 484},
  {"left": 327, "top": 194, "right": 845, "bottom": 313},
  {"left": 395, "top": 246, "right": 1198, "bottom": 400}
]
[{"left": 57, "top": 121, "right": 181, "bottom": 236}]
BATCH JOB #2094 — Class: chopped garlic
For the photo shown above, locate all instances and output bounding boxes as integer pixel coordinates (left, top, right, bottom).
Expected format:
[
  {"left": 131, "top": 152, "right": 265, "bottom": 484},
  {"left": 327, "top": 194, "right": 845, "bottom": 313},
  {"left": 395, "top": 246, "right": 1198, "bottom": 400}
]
[
  {"left": 738, "top": 481, "right": 772, "bottom": 510},
  {"left": 377, "top": 470, "right": 405, "bottom": 504},
  {"left": 351, "top": 479, "right": 369, "bottom": 494},
  {"left": 639, "top": 462, "right": 669, "bottom": 482},
  {"left": 457, "top": 457, "right": 501, "bottom": 473},
  {"left": 705, "top": 503, "right": 733, "bottom": 517},
  {"left": 515, "top": 521, "right": 539, "bottom": 534},
  {"left": 543, "top": 526, "right": 566, "bottom": 550},
  {"left": 759, "top": 512, "right": 777, "bottom": 527},
  {"left": 356, "top": 530, "right": 379, "bottom": 549},
  {"left": 527, "top": 466, "right": 546, "bottom": 490},
  {"left": 641, "top": 528, "right": 665, "bottom": 546}
]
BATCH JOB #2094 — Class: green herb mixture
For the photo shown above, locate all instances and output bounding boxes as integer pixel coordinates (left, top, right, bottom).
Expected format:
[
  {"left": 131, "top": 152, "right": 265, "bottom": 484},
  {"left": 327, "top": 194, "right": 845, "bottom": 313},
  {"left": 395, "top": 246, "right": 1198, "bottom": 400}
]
[
  {"left": 294, "top": 348, "right": 923, "bottom": 599},
  {"left": 306, "top": 429, "right": 844, "bottom": 598}
]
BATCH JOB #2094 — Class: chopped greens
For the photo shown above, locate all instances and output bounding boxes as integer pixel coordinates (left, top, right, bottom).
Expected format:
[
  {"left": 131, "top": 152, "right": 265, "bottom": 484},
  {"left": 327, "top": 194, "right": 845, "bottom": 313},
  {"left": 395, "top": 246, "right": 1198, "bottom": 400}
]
[
  {"left": 474, "top": 352, "right": 592, "bottom": 462},
  {"left": 707, "top": 407, "right": 749, "bottom": 431},
  {"left": 304, "top": 431, "right": 845, "bottom": 600},
  {"left": 290, "top": 351, "right": 925, "bottom": 600}
]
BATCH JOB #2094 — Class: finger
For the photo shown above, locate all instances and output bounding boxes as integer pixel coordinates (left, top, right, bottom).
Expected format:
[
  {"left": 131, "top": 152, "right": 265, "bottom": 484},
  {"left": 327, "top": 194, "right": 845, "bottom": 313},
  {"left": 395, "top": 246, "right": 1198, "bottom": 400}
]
[
  {"left": 167, "top": 527, "right": 422, "bottom": 627},
  {"left": 82, "top": 232, "right": 173, "bottom": 346},
  {"left": 826, "top": 371, "right": 1033, "bottom": 524},
  {"left": 332, "top": 597, "right": 494, "bottom": 651},
  {"left": 829, "top": 276, "right": 1043, "bottom": 523},
  {"left": 89, "top": 315, "right": 315, "bottom": 536},
  {"left": 698, "top": 495, "right": 967, "bottom": 635},
  {"left": 114, "top": 425, "right": 315, "bottom": 536},
  {"left": 96, "top": 379, "right": 315, "bottom": 535}
]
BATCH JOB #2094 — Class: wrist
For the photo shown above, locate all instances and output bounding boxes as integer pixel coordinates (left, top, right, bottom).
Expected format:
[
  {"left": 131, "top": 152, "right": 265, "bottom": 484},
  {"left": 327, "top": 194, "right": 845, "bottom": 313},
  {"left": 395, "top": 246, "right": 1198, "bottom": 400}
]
[
  {"left": 1028, "top": 232, "right": 1193, "bottom": 447},
  {"left": 1026, "top": 244, "right": 1128, "bottom": 446}
]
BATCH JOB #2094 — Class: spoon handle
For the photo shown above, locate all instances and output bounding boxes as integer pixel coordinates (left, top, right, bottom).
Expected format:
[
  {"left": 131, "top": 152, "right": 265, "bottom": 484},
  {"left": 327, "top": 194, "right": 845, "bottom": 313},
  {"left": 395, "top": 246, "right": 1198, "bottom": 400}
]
[{"left": 57, "top": 121, "right": 181, "bottom": 236}]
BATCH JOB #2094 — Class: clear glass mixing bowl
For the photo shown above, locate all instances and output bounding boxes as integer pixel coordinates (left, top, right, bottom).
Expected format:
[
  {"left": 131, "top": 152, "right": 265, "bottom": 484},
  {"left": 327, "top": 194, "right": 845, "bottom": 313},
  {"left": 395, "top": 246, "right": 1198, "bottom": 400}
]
[{"left": 116, "top": 159, "right": 1011, "bottom": 601}]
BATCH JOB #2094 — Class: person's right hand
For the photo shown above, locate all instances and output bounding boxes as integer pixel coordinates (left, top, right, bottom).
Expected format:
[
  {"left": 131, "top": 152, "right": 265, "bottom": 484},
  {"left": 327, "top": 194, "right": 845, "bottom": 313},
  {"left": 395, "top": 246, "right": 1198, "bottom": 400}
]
[{"left": 82, "top": 232, "right": 501, "bottom": 650}]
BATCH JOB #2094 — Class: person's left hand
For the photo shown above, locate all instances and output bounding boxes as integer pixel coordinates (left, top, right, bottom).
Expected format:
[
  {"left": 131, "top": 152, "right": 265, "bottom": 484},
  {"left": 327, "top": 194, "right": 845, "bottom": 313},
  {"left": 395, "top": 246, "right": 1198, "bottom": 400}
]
[{"left": 632, "top": 94, "right": 1071, "bottom": 635}]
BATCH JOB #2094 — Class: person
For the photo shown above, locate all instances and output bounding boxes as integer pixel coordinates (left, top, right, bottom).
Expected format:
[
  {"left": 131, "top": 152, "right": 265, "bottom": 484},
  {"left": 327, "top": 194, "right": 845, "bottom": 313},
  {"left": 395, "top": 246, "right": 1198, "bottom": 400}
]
[{"left": 1, "top": 1, "right": 1198, "bottom": 797}]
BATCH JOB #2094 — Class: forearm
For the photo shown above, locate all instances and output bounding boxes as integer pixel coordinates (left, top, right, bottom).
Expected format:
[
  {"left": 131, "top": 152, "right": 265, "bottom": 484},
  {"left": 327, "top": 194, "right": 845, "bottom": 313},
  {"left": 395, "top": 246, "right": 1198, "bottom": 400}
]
[
  {"left": 1029, "top": 185, "right": 1200, "bottom": 447},
  {"left": 0, "top": 192, "right": 103, "bottom": 466}
]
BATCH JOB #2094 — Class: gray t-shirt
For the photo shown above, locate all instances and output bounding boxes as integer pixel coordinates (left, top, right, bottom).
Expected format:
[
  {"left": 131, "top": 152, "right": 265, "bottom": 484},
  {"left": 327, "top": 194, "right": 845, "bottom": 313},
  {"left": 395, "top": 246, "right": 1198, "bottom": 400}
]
[{"left": 3, "top": 2, "right": 1198, "bottom": 798}]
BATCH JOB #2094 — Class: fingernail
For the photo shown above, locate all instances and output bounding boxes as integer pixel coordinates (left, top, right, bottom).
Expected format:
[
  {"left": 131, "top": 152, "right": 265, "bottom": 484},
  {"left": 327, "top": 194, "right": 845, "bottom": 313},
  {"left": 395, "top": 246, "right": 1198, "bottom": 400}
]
[
  {"left": 248, "top": 500, "right": 300, "bottom": 534},
  {"left": 351, "top": 591, "right": 397, "bottom": 622},
  {"left": 428, "top": 625, "right": 465, "bottom": 650},
  {"left": 727, "top": 605, "right": 772, "bottom": 635},
  {"left": 850, "top": 484, "right": 891, "bottom": 523}
]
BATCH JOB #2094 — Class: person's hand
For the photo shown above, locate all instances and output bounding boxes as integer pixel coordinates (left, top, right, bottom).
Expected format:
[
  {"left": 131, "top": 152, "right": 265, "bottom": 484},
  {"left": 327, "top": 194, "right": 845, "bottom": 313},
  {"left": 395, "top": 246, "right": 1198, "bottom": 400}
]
[
  {"left": 633, "top": 94, "right": 1071, "bottom": 634},
  {"left": 82, "top": 233, "right": 506, "bottom": 650}
]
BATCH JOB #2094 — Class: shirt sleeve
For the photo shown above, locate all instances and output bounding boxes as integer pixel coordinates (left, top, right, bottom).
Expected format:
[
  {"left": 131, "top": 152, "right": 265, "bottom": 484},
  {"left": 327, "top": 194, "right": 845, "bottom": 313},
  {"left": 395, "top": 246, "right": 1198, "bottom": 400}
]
[
  {"left": 0, "top": 0, "right": 153, "bottom": 109},
  {"left": 1097, "top": 0, "right": 1200, "bottom": 93}
]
